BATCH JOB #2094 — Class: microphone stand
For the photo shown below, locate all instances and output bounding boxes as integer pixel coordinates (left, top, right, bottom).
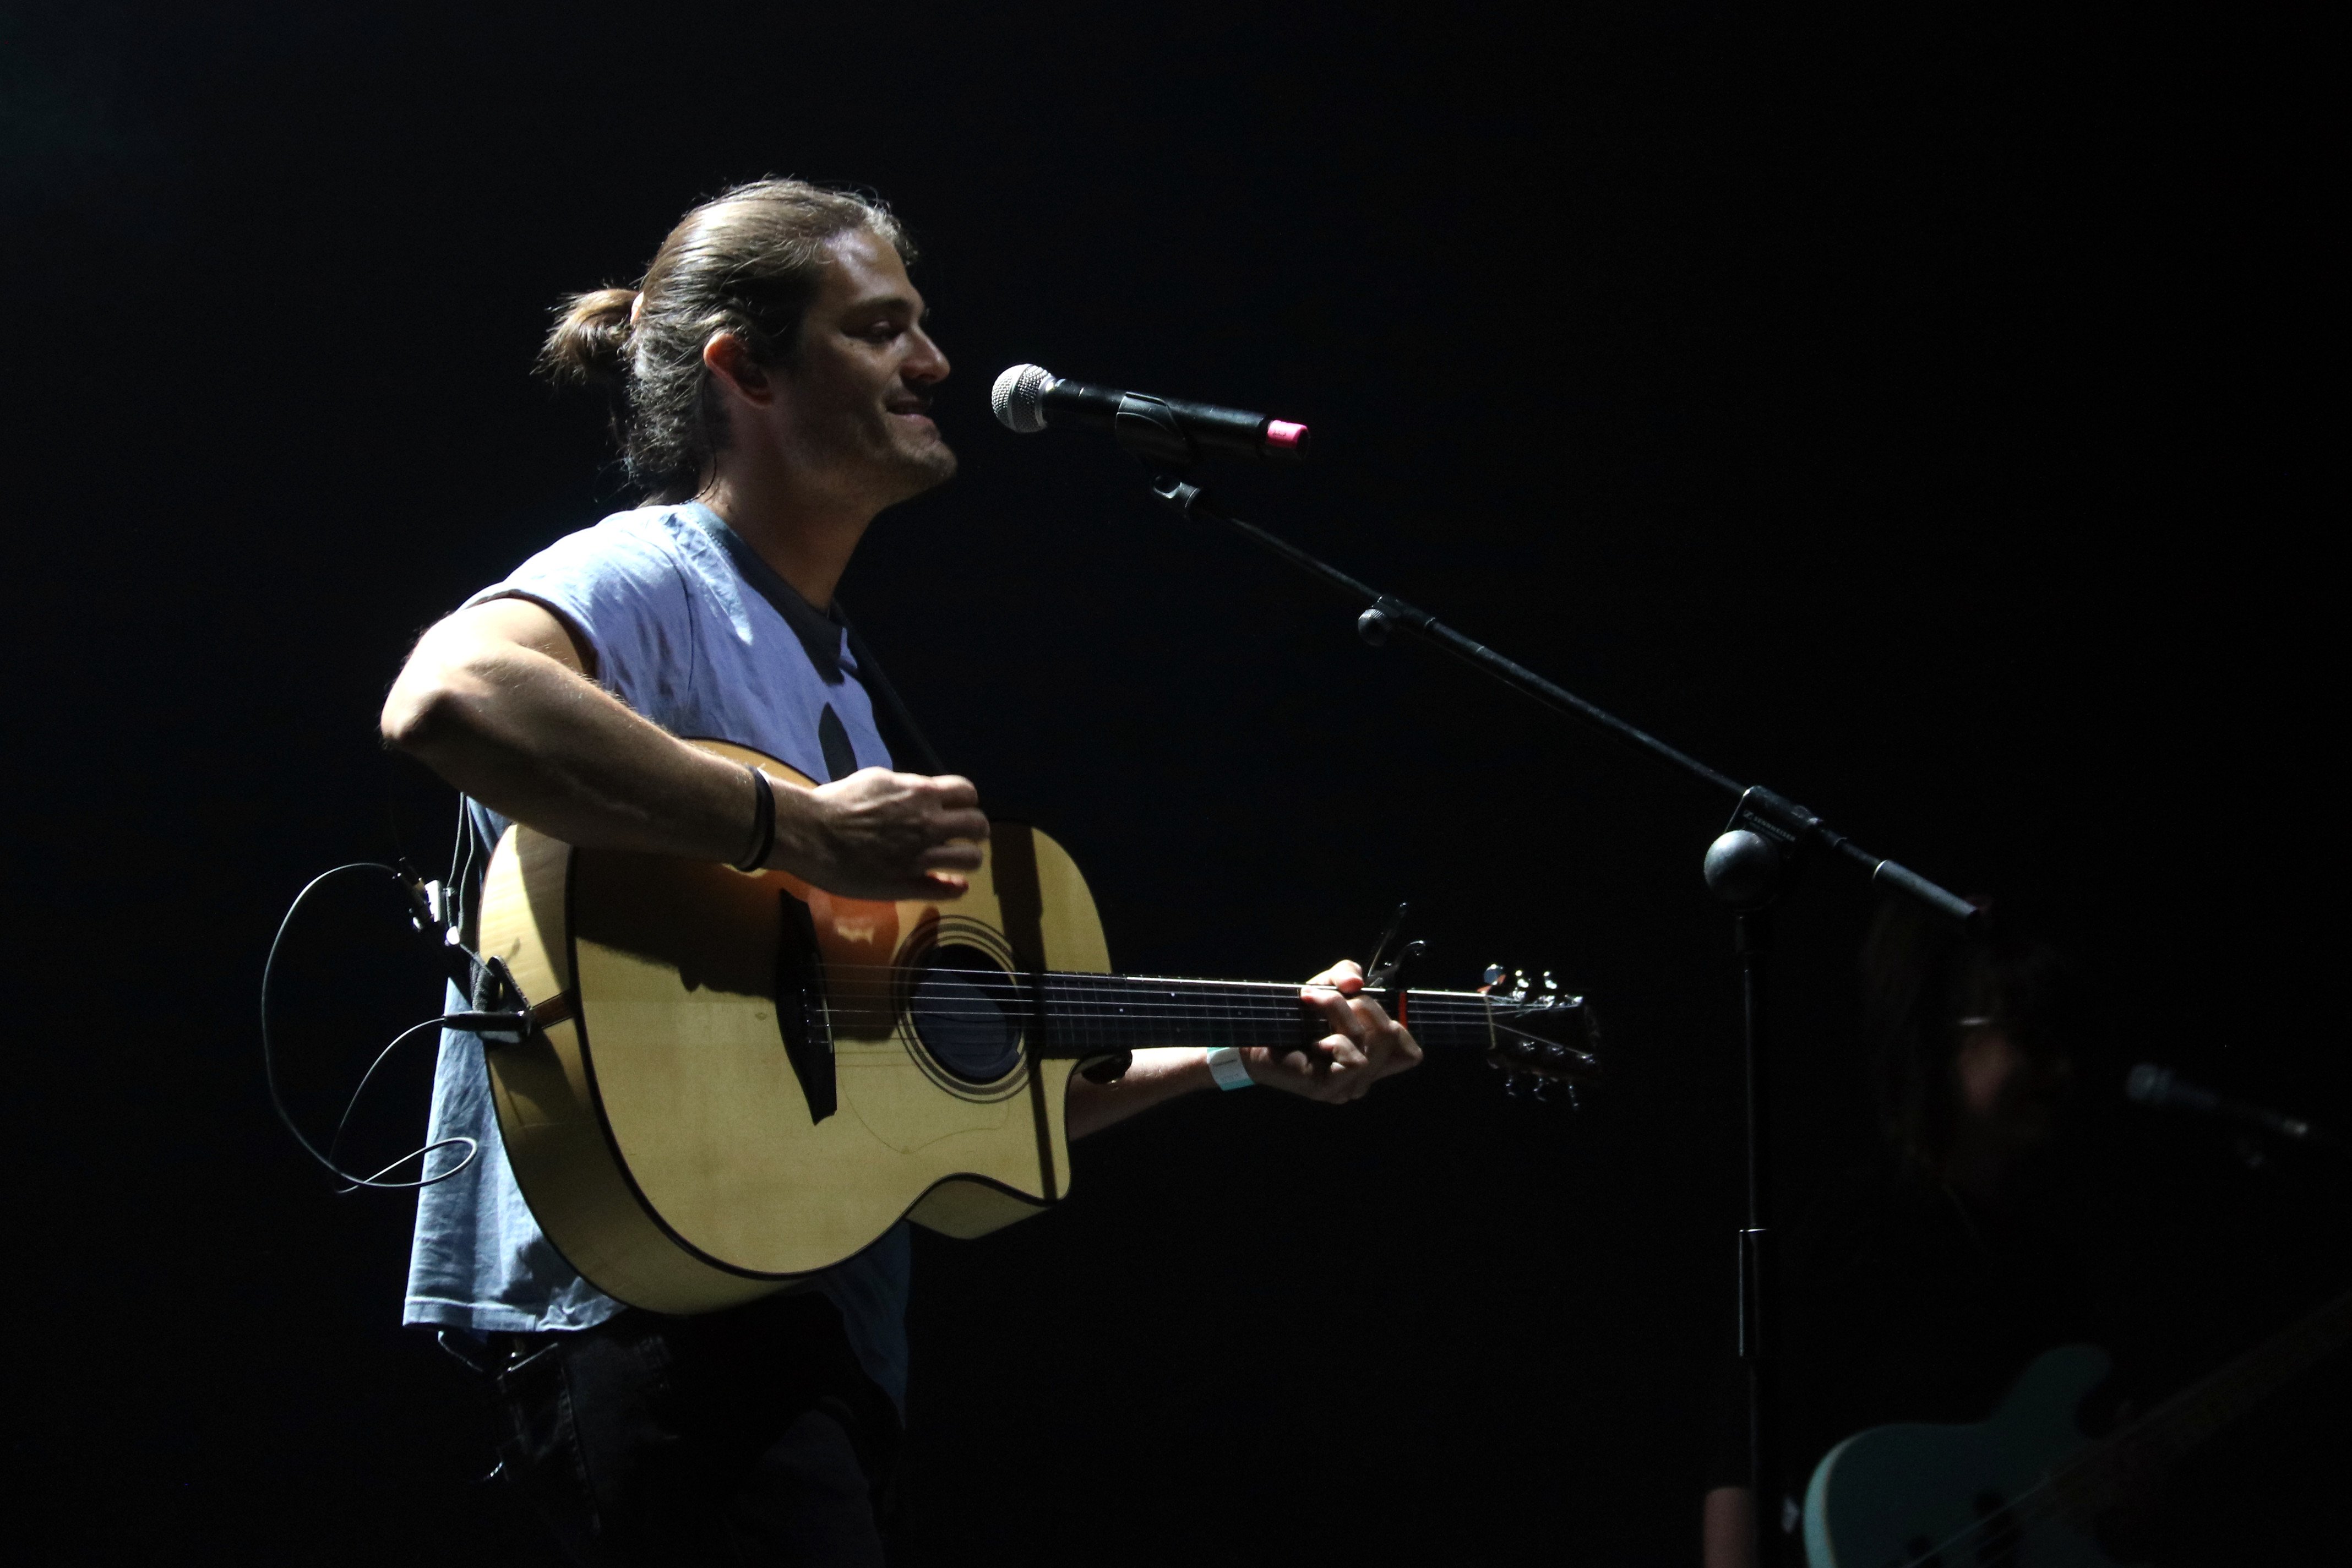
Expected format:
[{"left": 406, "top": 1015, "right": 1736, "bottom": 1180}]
[{"left": 1143, "top": 469, "right": 1978, "bottom": 1566}]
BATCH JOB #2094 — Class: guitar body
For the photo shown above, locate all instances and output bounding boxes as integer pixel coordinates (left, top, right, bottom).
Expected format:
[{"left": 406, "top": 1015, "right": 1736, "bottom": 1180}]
[
  {"left": 473, "top": 742, "right": 1113, "bottom": 1315},
  {"left": 1804, "top": 1346, "right": 2117, "bottom": 1567}
]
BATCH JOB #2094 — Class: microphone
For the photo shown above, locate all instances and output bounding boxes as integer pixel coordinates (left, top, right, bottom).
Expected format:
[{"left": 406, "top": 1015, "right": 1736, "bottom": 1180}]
[
  {"left": 990, "top": 364, "right": 1310, "bottom": 467},
  {"left": 2127, "top": 1063, "right": 2322, "bottom": 1144}
]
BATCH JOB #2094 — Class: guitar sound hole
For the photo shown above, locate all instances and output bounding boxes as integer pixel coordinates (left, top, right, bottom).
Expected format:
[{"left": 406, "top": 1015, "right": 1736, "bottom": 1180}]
[{"left": 911, "top": 944, "right": 1026, "bottom": 1085}]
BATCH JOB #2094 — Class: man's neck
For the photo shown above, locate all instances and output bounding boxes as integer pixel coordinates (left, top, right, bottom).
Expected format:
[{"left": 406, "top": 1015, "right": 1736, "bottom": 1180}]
[{"left": 696, "top": 471, "right": 874, "bottom": 613}]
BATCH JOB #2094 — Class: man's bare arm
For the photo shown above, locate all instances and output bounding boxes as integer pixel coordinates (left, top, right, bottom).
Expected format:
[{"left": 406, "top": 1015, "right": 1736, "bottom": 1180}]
[
  {"left": 380, "top": 597, "right": 986, "bottom": 900},
  {"left": 1066, "top": 961, "right": 1423, "bottom": 1139},
  {"left": 1701, "top": 1485, "right": 1756, "bottom": 1568}
]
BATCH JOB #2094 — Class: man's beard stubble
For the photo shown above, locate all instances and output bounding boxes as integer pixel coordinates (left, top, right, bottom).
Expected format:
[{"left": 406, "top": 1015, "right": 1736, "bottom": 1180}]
[
  {"left": 872, "top": 414, "right": 957, "bottom": 507},
  {"left": 818, "top": 395, "right": 956, "bottom": 510}
]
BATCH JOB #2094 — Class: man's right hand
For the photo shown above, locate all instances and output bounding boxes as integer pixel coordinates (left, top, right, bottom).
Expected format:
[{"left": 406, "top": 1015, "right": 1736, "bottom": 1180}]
[{"left": 776, "top": 766, "right": 989, "bottom": 901}]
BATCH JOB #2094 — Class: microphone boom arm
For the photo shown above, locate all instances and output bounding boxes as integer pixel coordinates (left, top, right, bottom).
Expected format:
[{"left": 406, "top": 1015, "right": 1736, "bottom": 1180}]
[{"left": 1146, "top": 473, "right": 1978, "bottom": 927}]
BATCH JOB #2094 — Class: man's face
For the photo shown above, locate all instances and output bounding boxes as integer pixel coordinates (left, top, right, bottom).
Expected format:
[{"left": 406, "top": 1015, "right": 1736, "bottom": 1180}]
[
  {"left": 1953, "top": 1023, "right": 2071, "bottom": 1151},
  {"left": 769, "top": 227, "right": 955, "bottom": 509}
]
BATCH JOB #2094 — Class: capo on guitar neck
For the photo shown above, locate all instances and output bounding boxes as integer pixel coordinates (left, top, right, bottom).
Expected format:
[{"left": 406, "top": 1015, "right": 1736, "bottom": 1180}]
[{"left": 1363, "top": 901, "right": 1429, "bottom": 1021}]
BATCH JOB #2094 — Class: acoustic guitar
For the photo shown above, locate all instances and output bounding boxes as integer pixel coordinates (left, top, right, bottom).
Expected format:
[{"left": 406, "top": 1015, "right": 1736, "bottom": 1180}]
[
  {"left": 472, "top": 741, "right": 1598, "bottom": 1315},
  {"left": 1802, "top": 1283, "right": 2352, "bottom": 1566}
]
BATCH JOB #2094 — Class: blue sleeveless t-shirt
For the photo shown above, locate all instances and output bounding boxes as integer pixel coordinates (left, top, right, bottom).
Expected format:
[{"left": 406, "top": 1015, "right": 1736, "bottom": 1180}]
[{"left": 402, "top": 500, "right": 914, "bottom": 1409}]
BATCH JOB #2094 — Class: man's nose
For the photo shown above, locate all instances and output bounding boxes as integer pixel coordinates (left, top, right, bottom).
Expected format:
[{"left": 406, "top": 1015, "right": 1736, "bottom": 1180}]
[{"left": 906, "top": 327, "right": 949, "bottom": 385}]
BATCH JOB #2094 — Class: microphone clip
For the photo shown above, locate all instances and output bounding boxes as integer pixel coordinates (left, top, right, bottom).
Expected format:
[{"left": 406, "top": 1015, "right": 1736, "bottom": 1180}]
[{"left": 1114, "top": 394, "right": 1200, "bottom": 470}]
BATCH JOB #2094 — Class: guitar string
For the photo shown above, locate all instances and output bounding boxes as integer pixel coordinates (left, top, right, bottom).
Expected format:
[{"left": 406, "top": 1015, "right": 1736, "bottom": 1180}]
[
  {"left": 796, "top": 969, "right": 1576, "bottom": 1022},
  {"left": 759, "top": 974, "right": 1583, "bottom": 1050},
  {"left": 775, "top": 968, "right": 1514, "bottom": 996},
  {"left": 759, "top": 969, "right": 1566, "bottom": 1025},
  {"left": 707, "top": 974, "right": 1591, "bottom": 1057},
  {"left": 1894, "top": 1457, "right": 2088, "bottom": 1567},
  {"left": 798, "top": 999, "right": 1562, "bottom": 1035},
  {"left": 801, "top": 982, "right": 1580, "bottom": 1037},
  {"left": 537, "top": 963, "right": 1589, "bottom": 1055},
  {"left": 783, "top": 966, "right": 1563, "bottom": 995},
  {"left": 1893, "top": 1419, "right": 2142, "bottom": 1568},
  {"left": 825, "top": 1005, "right": 1569, "bottom": 1034},
  {"left": 496, "top": 997, "right": 1583, "bottom": 1062},
  {"left": 542, "top": 971, "right": 1570, "bottom": 1035},
  {"left": 818, "top": 976, "right": 1502, "bottom": 1003},
  {"left": 679, "top": 958, "right": 1572, "bottom": 1000}
]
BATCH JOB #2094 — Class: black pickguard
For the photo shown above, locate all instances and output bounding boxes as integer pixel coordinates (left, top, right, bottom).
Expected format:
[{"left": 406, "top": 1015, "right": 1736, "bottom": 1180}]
[{"left": 774, "top": 890, "right": 835, "bottom": 1123}]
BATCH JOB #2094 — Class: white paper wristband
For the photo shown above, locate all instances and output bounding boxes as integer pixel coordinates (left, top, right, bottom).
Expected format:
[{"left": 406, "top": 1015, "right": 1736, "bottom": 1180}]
[{"left": 1205, "top": 1045, "right": 1254, "bottom": 1091}]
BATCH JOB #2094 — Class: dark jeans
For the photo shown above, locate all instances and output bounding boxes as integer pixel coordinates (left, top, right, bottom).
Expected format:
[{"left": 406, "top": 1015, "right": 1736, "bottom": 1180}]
[{"left": 490, "top": 1290, "right": 899, "bottom": 1566}]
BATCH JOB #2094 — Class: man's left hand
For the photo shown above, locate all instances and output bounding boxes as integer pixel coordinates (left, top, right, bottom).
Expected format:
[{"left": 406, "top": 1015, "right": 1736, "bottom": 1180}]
[{"left": 1248, "top": 960, "right": 1424, "bottom": 1102}]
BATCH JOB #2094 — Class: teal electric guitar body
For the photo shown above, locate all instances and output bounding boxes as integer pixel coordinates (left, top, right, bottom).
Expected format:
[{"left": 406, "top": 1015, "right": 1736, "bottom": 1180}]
[
  {"left": 1802, "top": 1287, "right": 2352, "bottom": 1567},
  {"left": 1804, "top": 1346, "right": 2116, "bottom": 1567}
]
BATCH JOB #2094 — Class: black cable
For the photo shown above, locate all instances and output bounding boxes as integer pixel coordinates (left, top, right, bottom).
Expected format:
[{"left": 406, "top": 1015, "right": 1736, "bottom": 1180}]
[
  {"left": 260, "top": 861, "right": 515, "bottom": 1191},
  {"left": 323, "top": 1014, "right": 472, "bottom": 1193}
]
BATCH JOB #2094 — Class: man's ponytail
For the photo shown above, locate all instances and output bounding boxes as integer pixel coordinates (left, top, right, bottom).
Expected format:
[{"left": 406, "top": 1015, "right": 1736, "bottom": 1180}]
[{"left": 538, "top": 287, "right": 638, "bottom": 392}]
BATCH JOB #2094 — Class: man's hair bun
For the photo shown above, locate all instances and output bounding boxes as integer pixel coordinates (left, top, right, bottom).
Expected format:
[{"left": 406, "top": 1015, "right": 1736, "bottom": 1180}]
[{"left": 539, "top": 286, "right": 638, "bottom": 392}]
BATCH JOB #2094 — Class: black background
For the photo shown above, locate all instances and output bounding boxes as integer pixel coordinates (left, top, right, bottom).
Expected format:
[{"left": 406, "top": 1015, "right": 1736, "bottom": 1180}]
[{"left": 4, "top": 2, "right": 2340, "bottom": 1561}]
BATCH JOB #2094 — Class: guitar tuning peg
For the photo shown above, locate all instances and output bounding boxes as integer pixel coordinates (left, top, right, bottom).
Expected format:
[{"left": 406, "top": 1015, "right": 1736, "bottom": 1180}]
[
  {"left": 1540, "top": 971, "right": 1559, "bottom": 997},
  {"left": 1482, "top": 963, "right": 1507, "bottom": 993},
  {"left": 1502, "top": 1072, "right": 1530, "bottom": 1100}
]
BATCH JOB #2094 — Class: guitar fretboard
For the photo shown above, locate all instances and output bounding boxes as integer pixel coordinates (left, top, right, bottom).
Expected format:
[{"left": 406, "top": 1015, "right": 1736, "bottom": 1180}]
[
  {"left": 2024, "top": 1284, "right": 2352, "bottom": 1530},
  {"left": 2128, "top": 1284, "right": 2352, "bottom": 1467},
  {"left": 1028, "top": 974, "right": 1513, "bottom": 1059}
]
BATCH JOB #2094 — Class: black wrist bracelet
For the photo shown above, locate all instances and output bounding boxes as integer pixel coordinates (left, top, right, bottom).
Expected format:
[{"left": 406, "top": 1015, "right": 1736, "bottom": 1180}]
[{"left": 731, "top": 764, "right": 776, "bottom": 873}]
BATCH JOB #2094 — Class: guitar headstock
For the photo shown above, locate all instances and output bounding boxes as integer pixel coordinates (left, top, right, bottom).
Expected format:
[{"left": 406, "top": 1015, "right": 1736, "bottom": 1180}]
[{"left": 1481, "top": 965, "right": 1601, "bottom": 1107}]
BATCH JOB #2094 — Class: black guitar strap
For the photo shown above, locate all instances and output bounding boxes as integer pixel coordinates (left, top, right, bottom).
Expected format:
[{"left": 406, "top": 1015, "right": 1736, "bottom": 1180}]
[
  {"left": 689, "top": 508, "right": 949, "bottom": 776},
  {"left": 840, "top": 619, "right": 947, "bottom": 776}
]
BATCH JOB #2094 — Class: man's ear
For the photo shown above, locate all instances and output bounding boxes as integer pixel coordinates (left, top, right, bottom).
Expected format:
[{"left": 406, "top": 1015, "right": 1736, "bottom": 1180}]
[{"left": 702, "top": 331, "right": 772, "bottom": 405}]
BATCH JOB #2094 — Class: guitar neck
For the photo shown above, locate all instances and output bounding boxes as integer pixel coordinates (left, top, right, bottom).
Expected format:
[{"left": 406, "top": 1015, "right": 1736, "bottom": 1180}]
[
  {"left": 1032, "top": 974, "right": 1506, "bottom": 1059},
  {"left": 2132, "top": 1285, "right": 2352, "bottom": 1460},
  {"left": 2044, "top": 1283, "right": 2352, "bottom": 1526}
]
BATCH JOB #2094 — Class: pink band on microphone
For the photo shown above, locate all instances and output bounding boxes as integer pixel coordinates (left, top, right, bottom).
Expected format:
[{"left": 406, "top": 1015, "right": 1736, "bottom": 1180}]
[{"left": 1264, "top": 420, "right": 1308, "bottom": 450}]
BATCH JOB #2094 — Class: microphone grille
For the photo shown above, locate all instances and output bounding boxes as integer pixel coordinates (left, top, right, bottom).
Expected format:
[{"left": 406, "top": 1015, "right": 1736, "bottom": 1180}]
[{"left": 990, "top": 364, "right": 1055, "bottom": 434}]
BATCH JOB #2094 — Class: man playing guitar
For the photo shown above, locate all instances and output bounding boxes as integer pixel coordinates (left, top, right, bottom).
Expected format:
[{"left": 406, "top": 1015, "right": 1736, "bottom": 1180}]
[{"left": 379, "top": 177, "right": 1420, "bottom": 1563}]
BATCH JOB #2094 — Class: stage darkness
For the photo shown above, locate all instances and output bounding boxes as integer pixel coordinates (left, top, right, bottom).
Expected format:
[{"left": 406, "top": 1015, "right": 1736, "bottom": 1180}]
[{"left": 4, "top": 4, "right": 2338, "bottom": 1562}]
